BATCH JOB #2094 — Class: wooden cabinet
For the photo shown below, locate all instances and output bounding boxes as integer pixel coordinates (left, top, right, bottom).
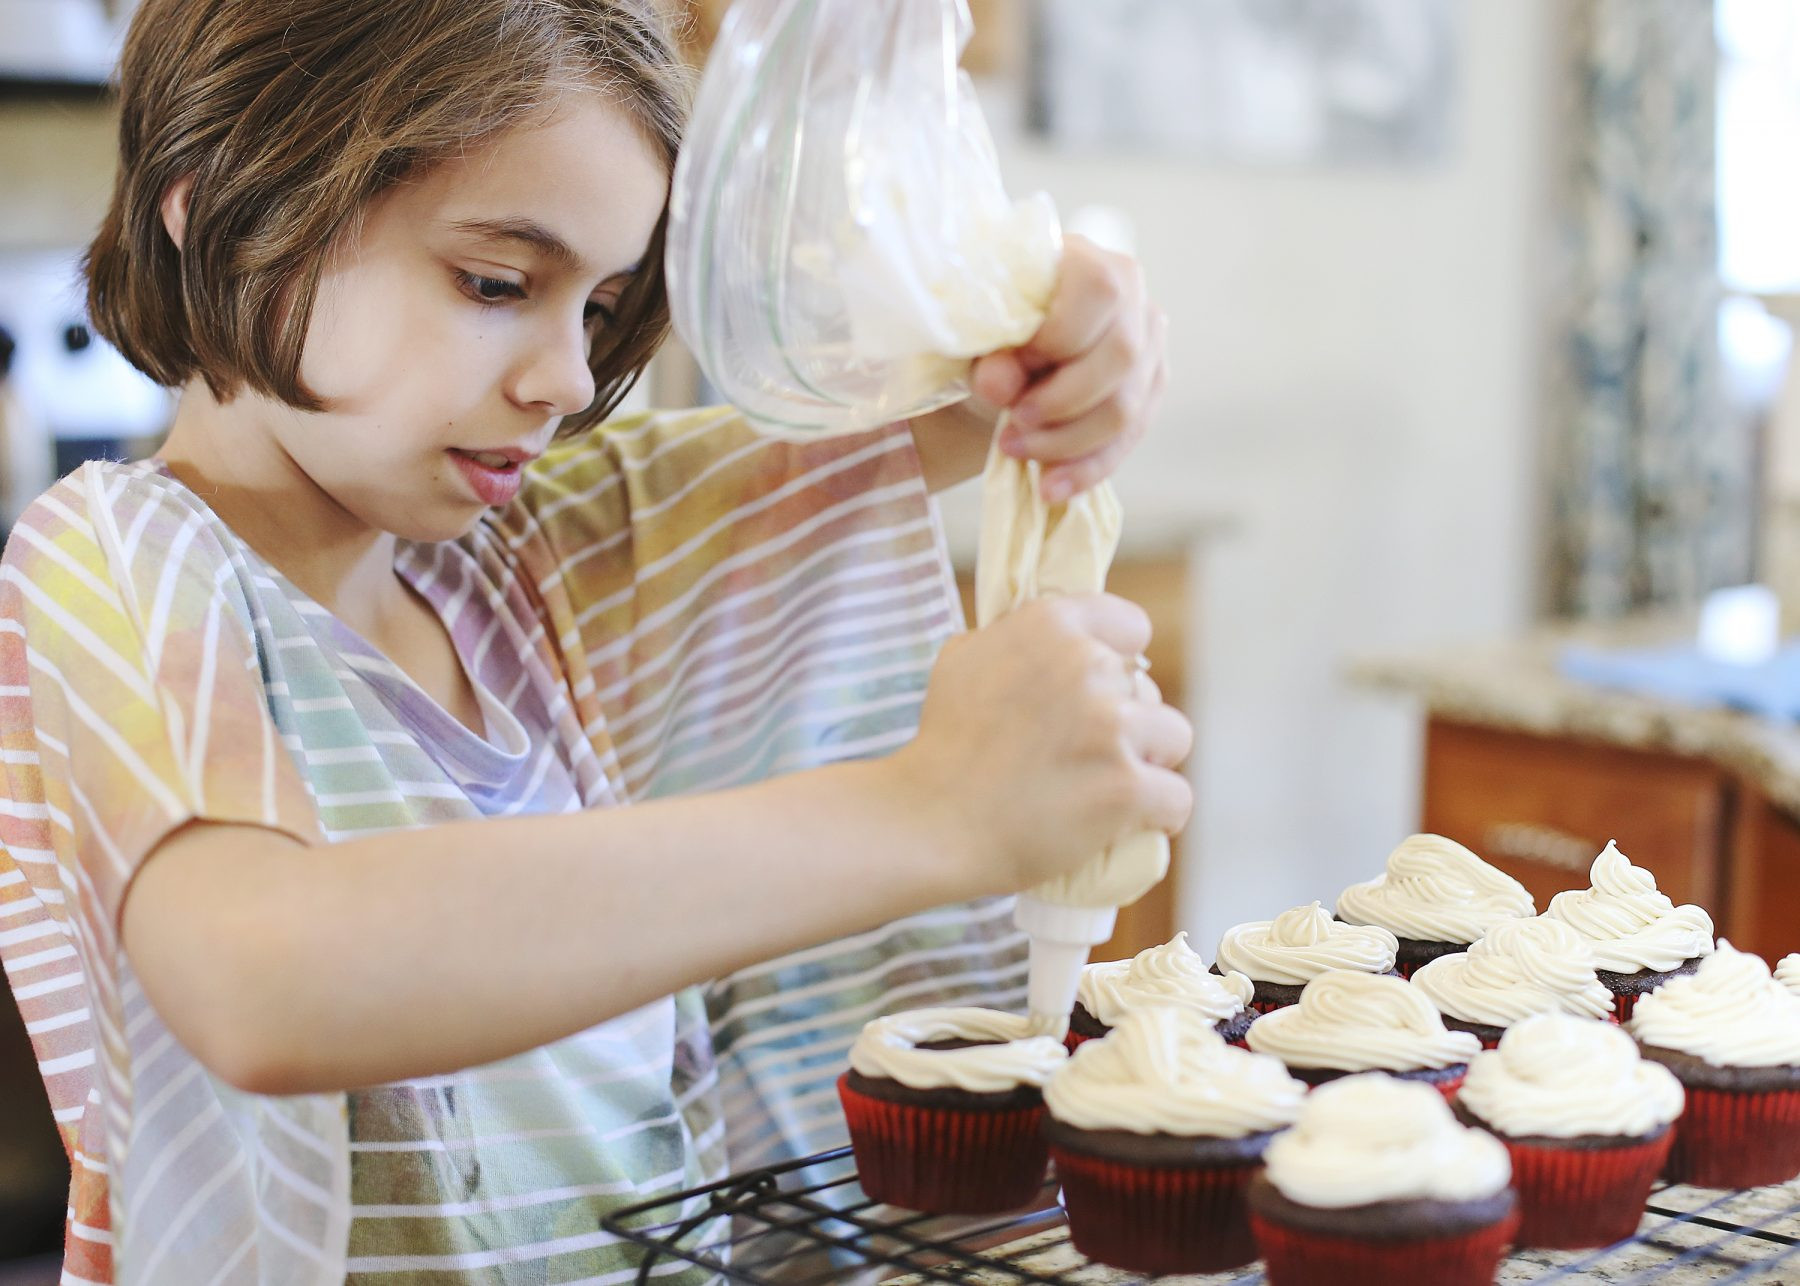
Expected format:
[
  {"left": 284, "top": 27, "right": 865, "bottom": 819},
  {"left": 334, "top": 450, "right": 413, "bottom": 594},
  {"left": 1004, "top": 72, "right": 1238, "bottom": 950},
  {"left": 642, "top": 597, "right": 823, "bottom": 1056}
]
[{"left": 1420, "top": 717, "right": 1798, "bottom": 961}]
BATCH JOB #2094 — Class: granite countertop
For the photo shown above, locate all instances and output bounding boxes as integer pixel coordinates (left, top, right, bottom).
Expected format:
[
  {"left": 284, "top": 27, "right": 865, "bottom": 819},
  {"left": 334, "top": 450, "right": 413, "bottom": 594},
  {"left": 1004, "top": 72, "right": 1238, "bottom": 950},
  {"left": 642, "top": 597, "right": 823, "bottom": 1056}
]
[
  {"left": 881, "top": 1179, "right": 1800, "bottom": 1283},
  {"left": 1348, "top": 615, "right": 1800, "bottom": 822}
]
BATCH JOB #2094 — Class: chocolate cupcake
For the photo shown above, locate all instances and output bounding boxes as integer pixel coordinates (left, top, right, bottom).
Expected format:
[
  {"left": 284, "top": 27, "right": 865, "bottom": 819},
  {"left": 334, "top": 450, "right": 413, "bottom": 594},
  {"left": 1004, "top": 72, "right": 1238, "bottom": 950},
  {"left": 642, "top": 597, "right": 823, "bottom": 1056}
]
[
  {"left": 1455, "top": 1012, "right": 1682, "bottom": 1248},
  {"left": 838, "top": 1007, "right": 1066, "bottom": 1213},
  {"left": 1248, "top": 1074, "right": 1518, "bottom": 1286},
  {"left": 1410, "top": 916, "right": 1614, "bottom": 1047},
  {"left": 1628, "top": 940, "right": 1800, "bottom": 1189},
  {"left": 1215, "top": 902, "right": 1400, "bottom": 1012},
  {"left": 1071, "top": 931, "right": 1255, "bottom": 1048},
  {"left": 1245, "top": 969, "right": 1480, "bottom": 1098},
  {"left": 1335, "top": 833, "right": 1534, "bottom": 976},
  {"left": 1044, "top": 1006, "right": 1305, "bottom": 1276},
  {"left": 1777, "top": 952, "right": 1799, "bottom": 998},
  {"left": 1544, "top": 840, "right": 1714, "bottom": 1020}
]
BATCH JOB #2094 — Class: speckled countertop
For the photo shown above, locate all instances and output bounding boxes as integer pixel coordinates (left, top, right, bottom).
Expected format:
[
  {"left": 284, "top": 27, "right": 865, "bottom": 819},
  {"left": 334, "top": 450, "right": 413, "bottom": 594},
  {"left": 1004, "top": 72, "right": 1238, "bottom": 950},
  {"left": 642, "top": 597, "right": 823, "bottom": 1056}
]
[
  {"left": 1347, "top": 615, "right": 1800, "bottom": 823},
  {"left": 881, "top": 1180, "right": 1800, "bottom": 1284}
]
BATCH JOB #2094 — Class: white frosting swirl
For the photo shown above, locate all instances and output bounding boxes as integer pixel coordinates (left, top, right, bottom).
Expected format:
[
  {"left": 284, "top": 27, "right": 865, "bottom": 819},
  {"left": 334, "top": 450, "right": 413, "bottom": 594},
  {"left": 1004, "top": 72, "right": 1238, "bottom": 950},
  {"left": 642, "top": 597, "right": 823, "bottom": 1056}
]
[
  {"left": 1263, "top": 1073, "right": 1511, "bottom": 1208},
  {"left": 1458, "top": 1012, "right": 1683, "bottom": 1138},
  {"left": 1045, "top": 1007, "right": 1304, "bottom": 1137},
  {"left": 1336, "top": 833, "right": 1535, "bottom": 943},
  {"left": 1076, "top": 932, "right": 1254, "bottom": 1027},
  {"left": 1410, "top": 917, "right": 1613, "bottom": 1025},
  {"left": 1778, "top": 953, "right": 1800, "bottom": 998},
  {"left": 1544, "top": 841, "right": 1715, "bottom": 973},
  {"left": 1245, "top": 970, "right": 1480, "bottom": 1072},
  {"left": 849, "top": 1007, "right": 1067, "bottom": 1091},
  {"left": 1216, "top": 902, "right": 1400, "bottom": 986},
  {"left": 1628, "top": 940, "right": 1800, "bottom": 1068}
]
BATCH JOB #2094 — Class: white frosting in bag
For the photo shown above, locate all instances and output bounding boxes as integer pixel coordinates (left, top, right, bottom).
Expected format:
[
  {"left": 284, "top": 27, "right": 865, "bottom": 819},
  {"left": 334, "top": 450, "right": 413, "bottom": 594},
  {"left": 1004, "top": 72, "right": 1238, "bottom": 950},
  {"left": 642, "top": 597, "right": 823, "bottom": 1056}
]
[
  {"left": 1458, "top": 1012, "right": 1683, "bottom": 1138},
  {"left": 1076, "top": 932, "right": 1253, "bottom": 1027},
  {"left": 1336, "top": 833, "right": 1534, "bottom": 943},
  {"left": 1628, "top": 940, "right": 1800, "bottom": 1068},
  {"left": 1778, "top": 953, "right": 1800, "bottom": 998},
  {"left": 1045, "top": 1007, "right": 1304, "bottom": 1137},
  {"left": 1544, "top": 841, "right": 1715, "bottom": 973},
  {"left": 1263, "top": 1074, "right": 1511, "bottom": 1208},
  {"left": 1217, "top": 902, "right": 1399, "bottom": 985},
  {"left": 849, "top": 1006, "right": 1067, "bottom": 1091},
  {"left": 1245, "top": 970, "right": 1480, "bottom": 1072},
  {"left": 1410, "top": 917, "right": 1613, "bottom": 1025}
]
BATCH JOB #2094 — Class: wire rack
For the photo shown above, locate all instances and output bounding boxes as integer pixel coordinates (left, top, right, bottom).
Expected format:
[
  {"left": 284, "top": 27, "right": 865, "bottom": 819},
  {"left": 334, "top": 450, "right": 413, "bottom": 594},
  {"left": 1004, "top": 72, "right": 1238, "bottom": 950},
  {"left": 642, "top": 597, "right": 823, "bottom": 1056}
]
[{"left": 601, "top": 1146, "right": 1800, "bottom": 1285}]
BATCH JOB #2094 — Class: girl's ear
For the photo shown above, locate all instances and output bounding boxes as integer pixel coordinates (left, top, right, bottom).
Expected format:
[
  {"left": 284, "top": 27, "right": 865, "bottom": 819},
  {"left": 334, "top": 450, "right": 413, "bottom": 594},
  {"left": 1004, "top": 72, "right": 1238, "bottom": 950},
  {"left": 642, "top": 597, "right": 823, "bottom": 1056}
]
[{"left": 160, "top": 175, "right": 196, "bottom": 251}]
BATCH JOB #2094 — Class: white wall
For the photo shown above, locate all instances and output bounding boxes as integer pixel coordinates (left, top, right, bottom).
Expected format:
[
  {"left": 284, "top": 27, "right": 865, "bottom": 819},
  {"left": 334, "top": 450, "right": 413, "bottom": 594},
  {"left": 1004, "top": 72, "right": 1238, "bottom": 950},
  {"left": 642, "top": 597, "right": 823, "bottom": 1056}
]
[{"left": 947, "top": 1, "right": 1559, "bottom": 949}]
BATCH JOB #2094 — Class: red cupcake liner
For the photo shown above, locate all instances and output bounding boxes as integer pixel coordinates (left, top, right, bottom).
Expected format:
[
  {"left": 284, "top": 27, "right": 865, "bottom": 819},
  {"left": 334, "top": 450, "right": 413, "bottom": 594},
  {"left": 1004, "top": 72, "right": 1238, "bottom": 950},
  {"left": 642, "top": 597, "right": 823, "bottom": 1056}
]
[
  {"left": 1051, "top": 1144, "right": 1264, "bottom": 1276},
  {"left": 1664, "top": 1084, "right": 1800, "bottom": 1189},
  {"left": 1251, "top": 1206, "right": 1519, "bottom": 1286},
  {"left": 1250, "top": 997, "right": 1293, "bottom": 1015},
  {"left": 1612, "top": 992, "right": 1638, "bottom": 1023},
  {"left": 837, "top": 1074, "right": 1049, "bottom": 1214},
  {"left": 1501, "top": 1130, "right": 1672, "bottom": 1248}
]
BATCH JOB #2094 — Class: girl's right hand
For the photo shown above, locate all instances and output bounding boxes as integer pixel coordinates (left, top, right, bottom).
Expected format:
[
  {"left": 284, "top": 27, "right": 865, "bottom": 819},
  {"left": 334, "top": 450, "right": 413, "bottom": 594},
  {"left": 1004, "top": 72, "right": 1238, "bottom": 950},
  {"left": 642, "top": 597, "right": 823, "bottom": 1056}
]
[{"left": 892, "top": 593, "right": 1195, "bottom": 894}]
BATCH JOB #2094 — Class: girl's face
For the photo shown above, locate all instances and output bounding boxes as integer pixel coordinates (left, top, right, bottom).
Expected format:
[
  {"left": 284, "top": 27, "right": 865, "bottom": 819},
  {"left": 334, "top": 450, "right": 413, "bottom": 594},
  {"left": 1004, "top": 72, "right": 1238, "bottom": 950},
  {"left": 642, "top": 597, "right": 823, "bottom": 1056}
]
[{"left": 273, "top": 91, "right": 667, "bottom": 542}]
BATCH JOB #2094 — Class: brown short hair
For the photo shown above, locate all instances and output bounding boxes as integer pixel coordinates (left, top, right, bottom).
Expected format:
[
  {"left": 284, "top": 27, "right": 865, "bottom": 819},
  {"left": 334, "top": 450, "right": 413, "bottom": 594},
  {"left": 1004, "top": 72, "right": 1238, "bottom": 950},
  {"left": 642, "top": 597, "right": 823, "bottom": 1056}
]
[{"left": 85, "top": 0, "right": 691, "bottom": 434}]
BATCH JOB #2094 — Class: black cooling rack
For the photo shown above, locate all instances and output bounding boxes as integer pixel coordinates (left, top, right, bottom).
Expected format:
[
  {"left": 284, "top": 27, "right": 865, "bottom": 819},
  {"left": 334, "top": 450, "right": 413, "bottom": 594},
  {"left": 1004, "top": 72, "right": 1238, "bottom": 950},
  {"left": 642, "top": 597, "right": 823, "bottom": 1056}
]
[{"left": 601, "top": 1145, "right": 1800, "bottom": 1285}]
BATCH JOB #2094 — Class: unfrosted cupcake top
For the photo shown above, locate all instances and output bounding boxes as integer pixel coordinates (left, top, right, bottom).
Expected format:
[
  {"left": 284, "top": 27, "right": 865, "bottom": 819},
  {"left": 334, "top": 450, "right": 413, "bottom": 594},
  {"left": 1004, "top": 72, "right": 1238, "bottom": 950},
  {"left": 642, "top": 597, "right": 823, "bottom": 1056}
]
[
  {"left": 1459, "top": 1012, "right": 1683, "bottom": 1138},
  {"left": 1629, "top": 941, "right": 1800, "bottom": 1069},
  {"left": 1216, "top": 902, "right": 1399, "bottom": 986},
  {"left": 1076, "top": 931, "right": 1254, "bottom": 1027},
  {"left": 1544, "top": 841, "right": 1715, "bottom": 973},
  {"left": 1262, "top": 1073, "right": 1511, "bottom": 1208},
  {"left": 1776, "top": 953, "right": 1800, "bottom": 998},
  {"left": 1245, "top": 970, "right": 1479, "bottom": 1072},
  {"left": 1411, "top": 917, "right": 1613, "bottom": 1025},
  {"left": 849, "top": 1007, "right": 1067, "bottom": 1091},
  {"left": 1045, "top": 1007, "right": 1304, "bottom": 1138},
  {"left": 1335, "top": 833, "right": 1534, "bottom": 944}
]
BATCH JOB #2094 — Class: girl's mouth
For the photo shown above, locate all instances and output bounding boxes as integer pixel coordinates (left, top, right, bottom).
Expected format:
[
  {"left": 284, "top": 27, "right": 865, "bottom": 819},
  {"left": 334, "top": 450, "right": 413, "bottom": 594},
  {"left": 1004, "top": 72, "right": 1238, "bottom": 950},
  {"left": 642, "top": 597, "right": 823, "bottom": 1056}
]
[{"left": 448, "top": 448, "right": 528, "bottom": 507}]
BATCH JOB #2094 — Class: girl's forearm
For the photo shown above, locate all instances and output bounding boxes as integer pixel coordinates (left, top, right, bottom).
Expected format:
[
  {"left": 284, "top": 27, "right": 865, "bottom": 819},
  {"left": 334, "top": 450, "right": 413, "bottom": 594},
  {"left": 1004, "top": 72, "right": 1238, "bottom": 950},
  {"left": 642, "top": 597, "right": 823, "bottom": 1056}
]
[{"left": 122, "top": 754, "right": 987, "bottom": 1095}]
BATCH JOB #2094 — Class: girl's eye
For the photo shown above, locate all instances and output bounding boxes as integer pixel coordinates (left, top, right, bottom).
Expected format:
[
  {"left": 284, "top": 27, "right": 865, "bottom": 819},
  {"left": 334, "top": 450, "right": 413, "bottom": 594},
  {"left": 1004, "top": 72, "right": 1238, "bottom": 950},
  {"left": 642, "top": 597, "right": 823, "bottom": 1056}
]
[
  {"left": 455, "top": 270, "right": 524, "bottom": 305},
  {"left": 584, "top": 301, "right": 618, "bottom": 329}
]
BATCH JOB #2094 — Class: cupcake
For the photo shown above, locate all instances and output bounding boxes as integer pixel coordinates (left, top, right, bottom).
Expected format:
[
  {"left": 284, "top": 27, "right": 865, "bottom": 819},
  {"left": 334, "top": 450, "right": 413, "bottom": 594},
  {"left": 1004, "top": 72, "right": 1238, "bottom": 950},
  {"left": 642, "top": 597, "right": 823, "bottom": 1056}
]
[
  {"left": 1245, "top": 970, "right": 1480, "bottom": 1098},
  {"left": 1071, "top": 931, "right": 1256, "bottom": 1048},
  {"left": 1214, "top": 902, "right": 1401, "bottom": 1012},
  {"left": 1628, "top": 940, "right": 1800, "bottom": 1189},
  {"left": 1336, "top": 833, "right": 1534, "bottom": 976},
  {"left": 838, "top": 1006, "right": 1066, "bottom": 1213},
  {"left": 1777, "top": 952, "right": 1799, "bottom": 998},
  {"left": 1248, "top": 1074, "right": 1518, "bottom": 1286},
  {"left": 1044, "top": 1006, "right": 1306, "bottom": 1276},
  {"left": 1455, "top": 1012, "right": 1682, "bottom": 1248},
  {"left": 1410, "top": 916, "right": 1613, "bottom": 1048},
  {"left": 1544, "top": 840, "right": 1714, "bottom": 1020}
]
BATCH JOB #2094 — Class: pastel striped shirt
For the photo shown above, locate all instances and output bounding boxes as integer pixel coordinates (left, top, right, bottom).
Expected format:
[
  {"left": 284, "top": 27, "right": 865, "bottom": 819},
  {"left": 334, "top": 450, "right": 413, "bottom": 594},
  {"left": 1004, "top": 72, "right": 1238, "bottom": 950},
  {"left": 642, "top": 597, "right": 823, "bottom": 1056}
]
[{"left": 0, "top": 408, "right": 1026, "bottom": 1284}]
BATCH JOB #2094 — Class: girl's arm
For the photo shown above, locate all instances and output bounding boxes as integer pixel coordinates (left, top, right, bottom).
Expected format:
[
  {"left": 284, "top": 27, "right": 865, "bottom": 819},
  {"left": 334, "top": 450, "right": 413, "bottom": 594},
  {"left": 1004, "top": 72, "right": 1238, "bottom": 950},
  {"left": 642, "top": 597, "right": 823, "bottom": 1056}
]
[{"left": 122, "top": 593, "right": 1193, "bottom": 1095}]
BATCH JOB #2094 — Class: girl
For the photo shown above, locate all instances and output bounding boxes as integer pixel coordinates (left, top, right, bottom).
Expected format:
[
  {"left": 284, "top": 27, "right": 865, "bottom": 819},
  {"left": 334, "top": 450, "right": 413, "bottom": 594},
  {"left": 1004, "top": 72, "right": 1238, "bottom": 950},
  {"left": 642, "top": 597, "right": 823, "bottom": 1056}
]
[{"left": 0, "top": 0, "right": 1182, "bottom": 1281}]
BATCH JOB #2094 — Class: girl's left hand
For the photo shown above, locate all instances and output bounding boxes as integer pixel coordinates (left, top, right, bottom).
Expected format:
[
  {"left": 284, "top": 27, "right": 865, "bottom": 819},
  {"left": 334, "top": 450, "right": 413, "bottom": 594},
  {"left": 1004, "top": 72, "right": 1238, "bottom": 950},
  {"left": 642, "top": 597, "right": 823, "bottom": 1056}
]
[{"left": 969, "top": 234, "right": 1168, "bottom": 503}]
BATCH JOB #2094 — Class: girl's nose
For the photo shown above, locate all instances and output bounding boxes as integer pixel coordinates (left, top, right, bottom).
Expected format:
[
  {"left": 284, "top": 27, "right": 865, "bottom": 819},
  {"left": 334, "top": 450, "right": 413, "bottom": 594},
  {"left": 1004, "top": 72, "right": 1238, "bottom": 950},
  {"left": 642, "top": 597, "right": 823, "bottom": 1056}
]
[{"left": 509, "top": 314, "right": 599, "bottom": 417}]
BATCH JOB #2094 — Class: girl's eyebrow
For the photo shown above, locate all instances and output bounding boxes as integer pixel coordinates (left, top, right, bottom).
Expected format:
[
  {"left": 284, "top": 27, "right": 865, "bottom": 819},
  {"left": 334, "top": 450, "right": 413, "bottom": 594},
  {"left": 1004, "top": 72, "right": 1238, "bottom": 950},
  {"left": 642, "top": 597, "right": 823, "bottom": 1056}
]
[{"left": 447, "top": 216, "right": 641, "bottom": 280}]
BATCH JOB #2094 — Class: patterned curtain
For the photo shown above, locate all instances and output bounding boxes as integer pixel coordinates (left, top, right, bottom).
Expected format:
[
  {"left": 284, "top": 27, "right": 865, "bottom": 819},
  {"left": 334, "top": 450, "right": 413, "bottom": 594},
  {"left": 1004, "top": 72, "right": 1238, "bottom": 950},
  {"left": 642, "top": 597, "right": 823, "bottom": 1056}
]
[{"left": 1547, "top": 0, "right": 1751, "bottom": 618}]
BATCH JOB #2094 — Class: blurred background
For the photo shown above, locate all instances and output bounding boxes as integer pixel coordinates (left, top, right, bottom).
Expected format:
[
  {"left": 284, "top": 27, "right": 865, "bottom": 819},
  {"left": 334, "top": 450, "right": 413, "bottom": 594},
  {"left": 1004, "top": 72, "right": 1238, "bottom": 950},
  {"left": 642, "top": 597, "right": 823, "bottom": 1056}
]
[{"left": 4, "top": 0, "right": 1800, "bottom": 1276}]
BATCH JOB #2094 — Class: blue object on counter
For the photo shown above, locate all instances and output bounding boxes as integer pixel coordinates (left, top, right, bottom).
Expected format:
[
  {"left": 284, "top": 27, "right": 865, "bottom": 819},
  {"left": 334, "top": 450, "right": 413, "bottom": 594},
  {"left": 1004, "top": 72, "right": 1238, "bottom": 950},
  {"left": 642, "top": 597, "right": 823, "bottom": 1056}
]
[{"left": 1558, "top": 642, "right": 1800, "bottom": 720}]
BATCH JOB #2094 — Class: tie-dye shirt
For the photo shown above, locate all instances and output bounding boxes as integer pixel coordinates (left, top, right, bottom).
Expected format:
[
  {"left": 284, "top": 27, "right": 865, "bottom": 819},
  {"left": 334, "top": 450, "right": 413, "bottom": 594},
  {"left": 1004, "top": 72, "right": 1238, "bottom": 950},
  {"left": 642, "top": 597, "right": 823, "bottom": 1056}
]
[{"left": 0, "top": 409, "right": 1027, "bottom": 1285}]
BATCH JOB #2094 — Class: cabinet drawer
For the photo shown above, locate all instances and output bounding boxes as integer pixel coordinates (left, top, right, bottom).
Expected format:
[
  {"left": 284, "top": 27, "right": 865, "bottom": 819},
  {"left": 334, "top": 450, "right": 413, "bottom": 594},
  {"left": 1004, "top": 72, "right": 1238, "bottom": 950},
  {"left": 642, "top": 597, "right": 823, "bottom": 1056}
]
[{"left": 1420, "top": 718, "right": 1729, "bottom": 917}]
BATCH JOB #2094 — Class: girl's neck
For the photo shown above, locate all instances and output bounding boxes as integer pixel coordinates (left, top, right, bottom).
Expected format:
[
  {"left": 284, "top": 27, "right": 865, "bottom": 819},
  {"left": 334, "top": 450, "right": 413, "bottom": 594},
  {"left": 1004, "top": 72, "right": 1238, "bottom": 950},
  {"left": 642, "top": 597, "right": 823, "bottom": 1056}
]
[{"left": 156, "top": 381, "right": 404, "bottom": 626}]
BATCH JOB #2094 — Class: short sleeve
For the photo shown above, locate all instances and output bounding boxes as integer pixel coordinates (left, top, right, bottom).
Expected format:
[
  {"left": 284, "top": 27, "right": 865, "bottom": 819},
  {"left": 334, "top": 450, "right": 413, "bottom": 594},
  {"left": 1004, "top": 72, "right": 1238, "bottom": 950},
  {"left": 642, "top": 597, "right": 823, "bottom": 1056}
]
[{"left": 0, "top": 463, "right": 322, "bottom": 940}]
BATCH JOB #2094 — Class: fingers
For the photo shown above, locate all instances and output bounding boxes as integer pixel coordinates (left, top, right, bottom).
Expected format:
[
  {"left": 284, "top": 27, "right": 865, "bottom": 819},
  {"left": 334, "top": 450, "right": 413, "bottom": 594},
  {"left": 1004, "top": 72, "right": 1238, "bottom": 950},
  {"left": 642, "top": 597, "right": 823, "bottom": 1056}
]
[
  {"left": 1016, "top": 235, "right": 1136, "bottom": 372},
  {"left": 1122, "top": 699, "right": 1192, "bottom": 771},
  {"left": 1133, "top": 763, "right": 1195, "bottom": 837},
  {"left": 1035, "top": 593, "right": 1152, "bottom": 659}
]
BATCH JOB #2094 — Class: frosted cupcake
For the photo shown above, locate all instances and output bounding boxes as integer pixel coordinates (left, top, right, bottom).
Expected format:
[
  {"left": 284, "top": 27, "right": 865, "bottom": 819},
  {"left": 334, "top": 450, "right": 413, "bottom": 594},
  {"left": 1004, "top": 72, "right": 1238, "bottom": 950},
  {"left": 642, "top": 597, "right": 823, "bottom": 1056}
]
[
  {"left": 1629, "top": 940, "right": 1800, "bottom": 1188},
  {"left": 1215, "top": 902, "right": 1400, "bottom": 1012},
  {"left": 1410, "top": 916, "right": 1613, "bottom": 1048},
  {"left": 1248, "top": 1075, "right": 1518, "bottom": 1286},
  {"left": 1544, "top": 840, "right": 1714, "bottom": 1020},
  {"left": 1072, "top": 932, "right": 1255, "bottom": 1048},
  {"left": 1455, "top": 1013, "right": 1682, "bottom": 1248},
  {"left": 839, "top": 1007, "right": 1066, "bottom": 1213},
  {"left": 1777, "top": 953, "right": 1800, "bottom": 998},
  {"left": 1045, "top": 1007, "right": 1306, "bottom": 1276},
  {"left": 1336, "top": 833, "right": 1534, "bottom": 976},
  {"left": 1246, "top": 970, "right": 1479, "bottom": 1098}
]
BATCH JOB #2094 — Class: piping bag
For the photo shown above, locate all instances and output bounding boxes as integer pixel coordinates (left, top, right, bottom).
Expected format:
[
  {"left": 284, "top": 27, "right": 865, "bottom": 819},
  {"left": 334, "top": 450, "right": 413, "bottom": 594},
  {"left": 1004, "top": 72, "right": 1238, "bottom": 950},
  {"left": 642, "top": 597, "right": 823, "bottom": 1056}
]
[{"left": 664, "top": 0, "right": 1170, "bottom": 1037}]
